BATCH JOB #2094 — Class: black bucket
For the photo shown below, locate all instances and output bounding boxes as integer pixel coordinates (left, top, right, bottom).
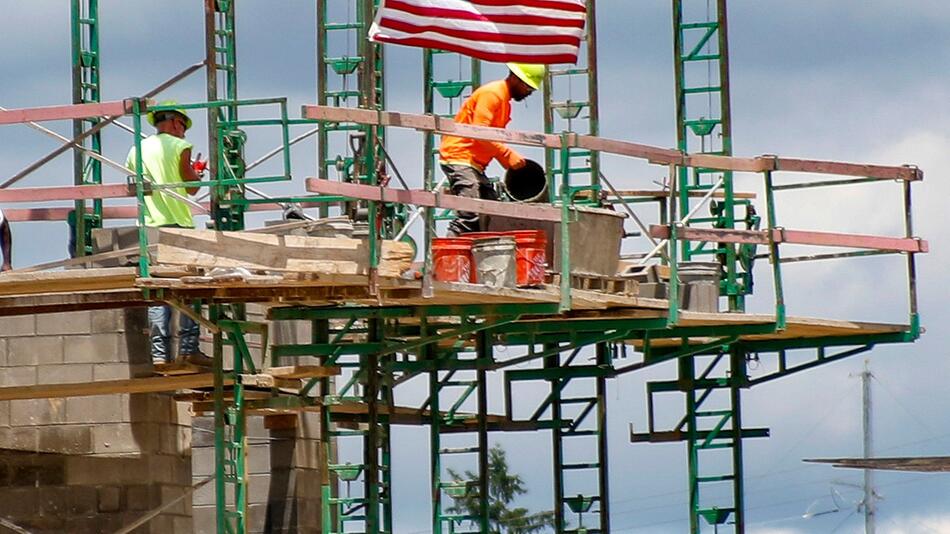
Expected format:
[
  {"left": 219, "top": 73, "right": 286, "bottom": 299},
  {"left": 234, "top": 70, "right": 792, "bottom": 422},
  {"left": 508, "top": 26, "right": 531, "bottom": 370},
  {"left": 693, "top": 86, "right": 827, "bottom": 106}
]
[{"left": 503, "top": 159, "right": 547, "bottom": 202}]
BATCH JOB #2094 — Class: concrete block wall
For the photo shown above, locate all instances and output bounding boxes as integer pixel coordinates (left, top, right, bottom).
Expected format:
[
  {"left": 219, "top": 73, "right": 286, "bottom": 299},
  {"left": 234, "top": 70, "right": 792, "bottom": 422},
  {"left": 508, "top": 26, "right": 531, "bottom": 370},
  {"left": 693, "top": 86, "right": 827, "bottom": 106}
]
[
  {"left": 0, "top": 309, "right": 194, "bottom": 533},
  {"left": 0, "top": 306, "right": 324, "bottom": 533}
]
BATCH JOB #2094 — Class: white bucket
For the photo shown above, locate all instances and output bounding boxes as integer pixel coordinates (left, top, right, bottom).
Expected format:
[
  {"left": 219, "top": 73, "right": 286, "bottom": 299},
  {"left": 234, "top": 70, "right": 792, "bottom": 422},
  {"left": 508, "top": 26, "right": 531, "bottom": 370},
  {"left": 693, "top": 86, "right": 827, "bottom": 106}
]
[{"left": 472, "top": 236, "right": 517, "bottom": 288}]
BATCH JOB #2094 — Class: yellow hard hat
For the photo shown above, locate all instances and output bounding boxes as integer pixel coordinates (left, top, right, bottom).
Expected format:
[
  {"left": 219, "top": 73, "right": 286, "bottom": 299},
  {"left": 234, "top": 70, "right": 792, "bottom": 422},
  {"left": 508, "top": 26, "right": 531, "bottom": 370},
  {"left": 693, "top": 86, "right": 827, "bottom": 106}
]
[
  {"left": 147, "top": 100, "right": 192, "bottom": 130},
  {"left": 506, "top": 63, "right": 546, "bottom": 91}
]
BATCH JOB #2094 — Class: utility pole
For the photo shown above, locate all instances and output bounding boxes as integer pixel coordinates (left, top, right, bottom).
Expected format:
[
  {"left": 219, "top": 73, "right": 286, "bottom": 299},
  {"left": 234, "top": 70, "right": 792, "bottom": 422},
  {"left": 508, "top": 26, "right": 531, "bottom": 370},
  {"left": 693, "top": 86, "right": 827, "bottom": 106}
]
[{"left": 860, "top": 359, "right": 876, "bottom": 534}]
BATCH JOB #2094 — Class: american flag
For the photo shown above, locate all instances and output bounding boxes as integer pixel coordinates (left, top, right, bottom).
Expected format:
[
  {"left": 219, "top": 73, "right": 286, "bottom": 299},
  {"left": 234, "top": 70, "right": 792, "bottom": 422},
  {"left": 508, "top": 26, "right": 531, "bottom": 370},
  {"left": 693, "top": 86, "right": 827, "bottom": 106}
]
[{"left": 369, "top": 0, "right": 587, "bottom": 64}]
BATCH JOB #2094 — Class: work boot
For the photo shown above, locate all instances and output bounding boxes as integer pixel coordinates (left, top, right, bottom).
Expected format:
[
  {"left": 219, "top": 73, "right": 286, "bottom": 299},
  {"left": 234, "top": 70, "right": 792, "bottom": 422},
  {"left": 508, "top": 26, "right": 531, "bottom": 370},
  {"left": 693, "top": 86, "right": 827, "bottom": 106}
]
[{"left": 179, "top": 351, "right": 214, "bottom": 368}]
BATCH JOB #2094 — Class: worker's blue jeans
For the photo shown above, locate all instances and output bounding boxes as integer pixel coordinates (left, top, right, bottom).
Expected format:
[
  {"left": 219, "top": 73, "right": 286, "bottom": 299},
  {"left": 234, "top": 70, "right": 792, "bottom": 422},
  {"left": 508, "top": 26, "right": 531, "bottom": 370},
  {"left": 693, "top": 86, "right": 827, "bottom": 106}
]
[{"left": 148, "top": 305, "right": 199, "bottom": 363}]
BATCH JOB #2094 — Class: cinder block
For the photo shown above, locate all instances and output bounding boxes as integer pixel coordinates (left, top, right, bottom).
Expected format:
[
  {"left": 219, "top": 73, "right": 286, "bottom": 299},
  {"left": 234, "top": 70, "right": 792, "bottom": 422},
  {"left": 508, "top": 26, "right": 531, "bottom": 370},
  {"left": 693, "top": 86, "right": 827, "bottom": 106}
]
[
  {"left": 63, "top": 334, "right": 114, "bottom": 364},
  {"left": 0, "top": 366, "right": 36, "bottom": 387},
  {"left": 0, "top": 315, "right": 35, "bottom": 337},
  {"left": 37, "top": 363, "right": 94, "bottom": 385},
  {"left": 159, "top": 424, "right": 192, "bottom": 455},
  {"left": 292, "top": 438, "right": 321, "bottom": 470},
  {"left": 8, "top": 336, "right": 64, "bottom": 366},
  {"left": 91, "top": 309, "right": 123, "bottom": 333},
  {"left": 93, "top": 362, "right": 152, "bottom": 380},
  {"left": 0, "top": 426, "right": 37, "bottom": 450},
  {"left": 159, "top": 484, "right": 191, "bottom": 515},
  {"left": 148, "top": 454, "right": 188, "bottom": 485},
  {"left": 10, "top": 398, "right": 66, "bottom": 426},
  {"left": 117, "top": 328, "right": 150, "bottom": 365},
  {"left": 247, "top": 443, "right": 273, "bottom": 474},
  {"left": 248, "top": 473, "right": 271, "bottom": 504},
  {"left": 37, "top": 425, "right": 94, "bottom": 455},
  {"left": 0, "top": 487, "right": 39, "bottom": 519},
  {"left": 126, "top": 484, "right": 152, "bottom": 511},
  {"left": 191, "top": 505, "right": 216, "bottom": 534},
  {"left": 38, "top": 486, "right": 68, "bottom": 517},
  {"left": 36, "top": 311, "right": 91, "bottom": 336},
  {"left": 247, "top": 502, "right": 268, "bottom": 531},
  {"left": 0, "top": 338, "right": 6, "bottom": 367},
  {"left": 11, "top": 462, "right": 65, "bottom": 487},
  {"left": 97, "top": 485, "right": 121, "bottom": 513},
  {"left": 0, "top": 400, "right": 9, "bottom": 427},
  {"left": 65, "top": 455, "right": 147, "bottom": 486},
  {"left": 66, "top": 394, "right": 130, "bottom": 424},
  {"left": 92, "top": 422, "right": 144, "bottom": 455},
  {"left": 65, "top": 485, "right": 98, "bottom": 515}
]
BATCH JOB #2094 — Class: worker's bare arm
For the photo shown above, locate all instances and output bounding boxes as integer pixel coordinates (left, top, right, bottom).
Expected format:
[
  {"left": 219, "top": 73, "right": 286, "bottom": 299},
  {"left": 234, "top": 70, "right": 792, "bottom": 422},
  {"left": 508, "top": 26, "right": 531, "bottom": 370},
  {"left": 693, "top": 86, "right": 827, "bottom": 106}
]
[{"left": 179, "top": 148, "right": 202, "bottom": 195}]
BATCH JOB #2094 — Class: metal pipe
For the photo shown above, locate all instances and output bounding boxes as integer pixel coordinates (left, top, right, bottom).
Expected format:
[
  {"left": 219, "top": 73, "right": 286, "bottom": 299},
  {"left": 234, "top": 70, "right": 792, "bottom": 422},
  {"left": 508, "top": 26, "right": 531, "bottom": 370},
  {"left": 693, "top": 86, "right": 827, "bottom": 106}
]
[
  {"left": 394, "top": 174, "right": 448, "bottom": 241},
  {"left": 598, "top": 171, "right": 660, "bottom": 247},
  {"left": 638, "top": 175, "right": 724, "bottom": 265}
]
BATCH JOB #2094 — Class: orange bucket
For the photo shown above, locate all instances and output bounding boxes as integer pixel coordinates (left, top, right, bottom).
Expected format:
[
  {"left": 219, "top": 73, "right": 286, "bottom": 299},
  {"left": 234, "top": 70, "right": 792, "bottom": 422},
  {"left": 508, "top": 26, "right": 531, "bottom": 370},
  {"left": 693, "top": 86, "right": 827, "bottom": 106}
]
[
  {"left": 432, "top": 237, "right": 474, "bottom": 282},
  {"left": 509, "top": 230, "right": 547, "bottom": 286}
]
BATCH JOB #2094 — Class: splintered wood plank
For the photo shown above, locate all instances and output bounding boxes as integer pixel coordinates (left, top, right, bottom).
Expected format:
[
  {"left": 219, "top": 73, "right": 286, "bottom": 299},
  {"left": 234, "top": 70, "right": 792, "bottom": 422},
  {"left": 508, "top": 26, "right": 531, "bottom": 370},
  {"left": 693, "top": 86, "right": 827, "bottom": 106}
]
[
  {"left": 0, "top": 289, "right": 146, "bottom": 316},
  {"left": 153, "top": 361, "right": 208, "bottom": 376},
  {"left": 154, "top": 227, "right": 414, "bottom": 276},
  {"left": 265, "top": 365, "right": 342, "bottom": 379},
  {"left": 0, "top": 373, "right": 231, "bottom": 401},
  {"left": 0, "top": 267, "right": 138, "bottom": 296}
]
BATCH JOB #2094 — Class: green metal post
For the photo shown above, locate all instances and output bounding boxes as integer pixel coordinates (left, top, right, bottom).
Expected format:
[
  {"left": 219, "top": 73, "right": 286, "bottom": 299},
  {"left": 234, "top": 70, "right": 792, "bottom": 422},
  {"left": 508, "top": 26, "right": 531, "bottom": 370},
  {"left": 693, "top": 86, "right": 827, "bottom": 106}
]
[
  {"left": 206, "top": 0, "right": 245, "bottom": 232},
  {"left": 546, "top": 345, "right": 565, "bottom": 533},
  {"left": 544, "top": 0, "right": 600, "bottom": 203},
  {"left": 762, "top": 170, "right": 785, "bottom": 328},
  {"left": 131, "top": 101, "right": 149, "bottom": 278},
  {"left": 211, "top": 306, "right": 230, "bottom": 533},
  {"left": 672, "top": 0, "right": 744, "bottom": 310},
  {"left": 559, "top": 134, "right": 572, "bottom": 311},
  {"left": 70, "top": 0, "right": 102, "bottom": 257}
]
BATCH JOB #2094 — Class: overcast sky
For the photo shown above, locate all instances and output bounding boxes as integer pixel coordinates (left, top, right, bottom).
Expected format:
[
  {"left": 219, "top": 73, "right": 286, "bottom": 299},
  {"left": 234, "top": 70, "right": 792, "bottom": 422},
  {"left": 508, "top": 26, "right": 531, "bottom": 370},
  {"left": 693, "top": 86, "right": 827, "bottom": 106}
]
[{"left": 2, "top": 2, "right": 949, "bottom": 533}]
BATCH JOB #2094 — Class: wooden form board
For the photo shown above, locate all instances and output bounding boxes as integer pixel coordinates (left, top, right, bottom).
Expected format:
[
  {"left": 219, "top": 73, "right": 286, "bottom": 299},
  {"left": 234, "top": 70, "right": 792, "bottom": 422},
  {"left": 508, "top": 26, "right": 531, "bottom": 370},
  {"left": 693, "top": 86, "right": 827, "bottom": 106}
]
[
  {"left": 3, "top": 200, "right": 336, "bottom": 222},
  {"left": 0, "top": 100, "right": 131, "bottom": 125},
  {"left": 0, "top": 373, "right": 228, "bottom": 401},
  {"left": 153, "top": 227, "right": 414, "bottom": 277},
  {"left": 301, "top": 105, "right": 922, "bottom": 181},
  {"left": 305, "top": 178, "right": 563, "bottom": 222}
]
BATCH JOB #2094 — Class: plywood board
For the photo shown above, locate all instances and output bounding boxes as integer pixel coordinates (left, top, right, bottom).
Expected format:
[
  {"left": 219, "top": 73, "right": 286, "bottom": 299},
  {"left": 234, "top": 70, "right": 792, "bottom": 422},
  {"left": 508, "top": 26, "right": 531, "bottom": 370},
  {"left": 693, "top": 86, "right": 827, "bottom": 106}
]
[{"left": 153, "top": 227, "right": 414, "bottom": 277}]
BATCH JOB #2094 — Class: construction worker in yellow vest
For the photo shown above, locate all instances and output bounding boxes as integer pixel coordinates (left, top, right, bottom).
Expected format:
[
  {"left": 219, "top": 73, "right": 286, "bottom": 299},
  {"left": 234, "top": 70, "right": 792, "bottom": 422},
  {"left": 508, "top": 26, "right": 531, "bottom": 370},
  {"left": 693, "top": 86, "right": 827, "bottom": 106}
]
[
  {"left": 126, "top": 101, "right": 211, "bottom": 366},
  {"left": 439, "top": 63, "right": 546, "bottom": 235}
]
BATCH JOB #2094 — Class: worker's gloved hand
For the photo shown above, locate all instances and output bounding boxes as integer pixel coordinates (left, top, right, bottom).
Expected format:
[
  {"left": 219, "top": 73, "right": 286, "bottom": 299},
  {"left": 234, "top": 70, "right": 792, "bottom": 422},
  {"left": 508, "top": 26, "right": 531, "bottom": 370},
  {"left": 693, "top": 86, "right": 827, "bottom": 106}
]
[{"left": 191, "top": 152, "right": 208, "bottom": 177}]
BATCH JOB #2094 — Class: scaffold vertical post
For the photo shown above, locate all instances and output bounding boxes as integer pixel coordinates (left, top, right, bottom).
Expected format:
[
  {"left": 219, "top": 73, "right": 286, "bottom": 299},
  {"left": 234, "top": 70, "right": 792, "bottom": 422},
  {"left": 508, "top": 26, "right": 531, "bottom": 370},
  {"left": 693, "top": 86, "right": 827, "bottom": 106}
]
[{"left": 70, "top": 0, "right": 102, "bottom": 257}]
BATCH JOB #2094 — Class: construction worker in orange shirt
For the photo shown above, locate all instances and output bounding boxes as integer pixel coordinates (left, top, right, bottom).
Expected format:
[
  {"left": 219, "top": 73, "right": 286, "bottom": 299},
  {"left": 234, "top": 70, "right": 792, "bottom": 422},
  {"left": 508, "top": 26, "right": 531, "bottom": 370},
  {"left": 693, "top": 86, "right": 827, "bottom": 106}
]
[{"left": 439, "top": 63, "right": 546, "bottom": 236}]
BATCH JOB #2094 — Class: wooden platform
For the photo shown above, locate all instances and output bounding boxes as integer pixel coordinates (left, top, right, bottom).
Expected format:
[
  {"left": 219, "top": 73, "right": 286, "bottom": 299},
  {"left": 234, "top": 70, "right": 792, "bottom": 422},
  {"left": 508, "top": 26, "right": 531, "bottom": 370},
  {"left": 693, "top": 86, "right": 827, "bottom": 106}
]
[{"left": 0, "top": 268, "right": 913, "bottom": 345}]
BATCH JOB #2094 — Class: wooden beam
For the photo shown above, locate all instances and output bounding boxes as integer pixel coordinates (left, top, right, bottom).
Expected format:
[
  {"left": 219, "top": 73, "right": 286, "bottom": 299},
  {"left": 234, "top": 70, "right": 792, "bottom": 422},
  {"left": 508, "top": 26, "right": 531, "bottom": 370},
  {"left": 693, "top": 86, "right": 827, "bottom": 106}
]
[
  {"left": 649, "top": 225, "right": 929, "bottom": 253},
  {"left": 0, "top": 373, "right": 229, "bottom": 401},
  {"left": 3, "top": 200, "right": 333, "bottom": 222},
  {"left": 301, "top": 105, "right": 921, "bottom": 180},
  {"left": 0, "top": 100, "right": 130, "bottom": 125},
  {"left": 0, "top": 183, "right": 139, "bottom": 203},
  {"left": 305, "top": 178, "right": 563, "bottom": 222}
]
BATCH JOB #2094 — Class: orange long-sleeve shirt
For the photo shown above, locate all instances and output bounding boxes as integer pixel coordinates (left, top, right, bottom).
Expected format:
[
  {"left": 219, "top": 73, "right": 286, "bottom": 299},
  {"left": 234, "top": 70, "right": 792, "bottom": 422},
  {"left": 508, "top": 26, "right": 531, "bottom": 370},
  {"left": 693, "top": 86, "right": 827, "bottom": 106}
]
[{"left": 439, "top": 80, "right": 523, "bottom": 172}]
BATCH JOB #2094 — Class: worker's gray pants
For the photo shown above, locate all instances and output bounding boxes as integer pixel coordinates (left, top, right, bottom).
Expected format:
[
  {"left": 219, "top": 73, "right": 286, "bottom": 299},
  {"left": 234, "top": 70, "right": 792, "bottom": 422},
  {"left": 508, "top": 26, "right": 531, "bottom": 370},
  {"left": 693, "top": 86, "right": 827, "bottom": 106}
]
[{"left": 441, "top": 164, "right": 498, "bottom": 236}]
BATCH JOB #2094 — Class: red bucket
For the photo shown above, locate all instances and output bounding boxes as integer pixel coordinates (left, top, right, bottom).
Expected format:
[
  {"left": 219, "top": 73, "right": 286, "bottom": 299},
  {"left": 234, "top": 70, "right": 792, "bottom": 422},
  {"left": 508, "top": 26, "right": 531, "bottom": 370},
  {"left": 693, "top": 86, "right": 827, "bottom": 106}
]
[
  {"left": 508, "top": 230, "right": 547, "bottom": 286},
  {"left": 432, "top": 237, "right": 474, "bottom": 282}
]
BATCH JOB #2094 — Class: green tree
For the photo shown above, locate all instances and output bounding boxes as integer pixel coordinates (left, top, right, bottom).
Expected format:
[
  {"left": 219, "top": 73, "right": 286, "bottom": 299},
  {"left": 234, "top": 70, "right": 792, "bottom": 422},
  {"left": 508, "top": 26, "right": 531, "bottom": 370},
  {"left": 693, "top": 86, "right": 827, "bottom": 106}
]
[{"left": 446, "top": 444, "right": 557, "bottom": 533}]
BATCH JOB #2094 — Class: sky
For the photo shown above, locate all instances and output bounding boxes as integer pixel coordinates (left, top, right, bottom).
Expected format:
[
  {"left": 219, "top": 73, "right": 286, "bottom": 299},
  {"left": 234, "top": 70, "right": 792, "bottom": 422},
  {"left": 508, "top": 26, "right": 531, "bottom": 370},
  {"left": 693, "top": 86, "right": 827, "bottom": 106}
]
[{"left": 2, "top": 1, "right": 950, "bottom": 533}]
